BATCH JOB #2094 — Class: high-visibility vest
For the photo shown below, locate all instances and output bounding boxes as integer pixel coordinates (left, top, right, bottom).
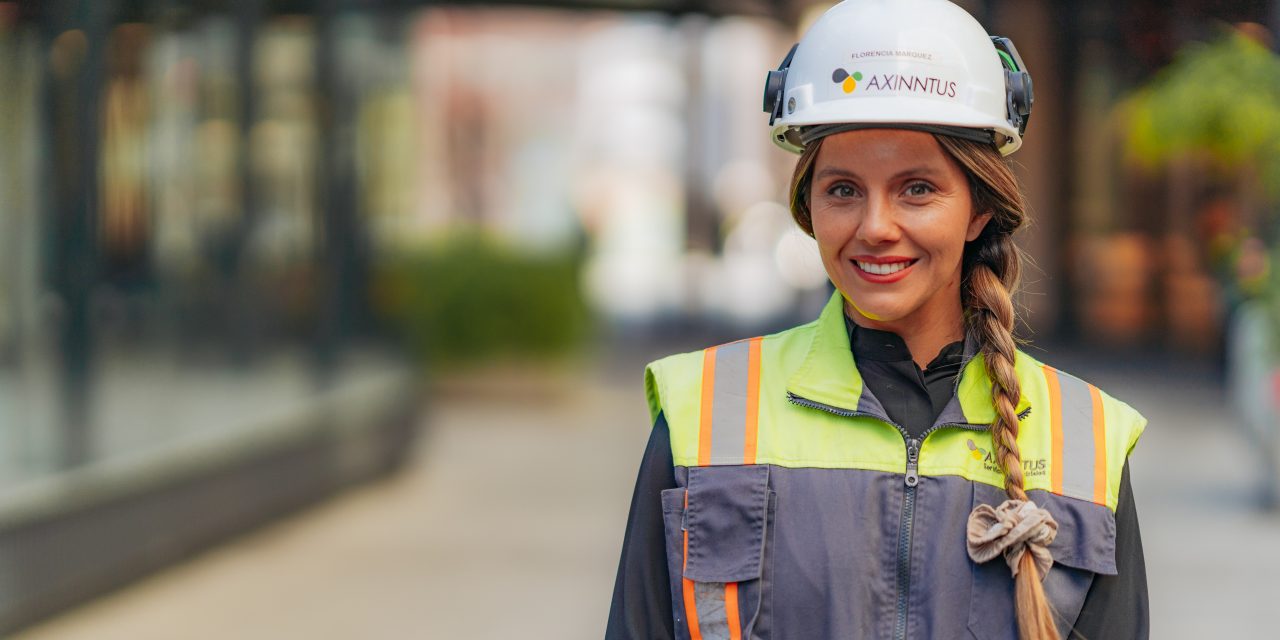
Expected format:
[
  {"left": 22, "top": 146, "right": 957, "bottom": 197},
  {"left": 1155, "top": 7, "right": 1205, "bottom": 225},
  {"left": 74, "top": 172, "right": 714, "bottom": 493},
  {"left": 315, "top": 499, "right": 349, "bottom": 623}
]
[{"left": 644, "top": 291, "right": 1146, "bottom": 640}]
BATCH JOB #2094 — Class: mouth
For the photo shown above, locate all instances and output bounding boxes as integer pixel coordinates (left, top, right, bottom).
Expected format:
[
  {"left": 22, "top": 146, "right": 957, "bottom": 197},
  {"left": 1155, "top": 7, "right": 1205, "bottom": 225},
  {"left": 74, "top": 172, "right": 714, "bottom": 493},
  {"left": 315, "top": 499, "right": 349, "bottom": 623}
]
[
  {"left": 854, "top": 259, "right": 916, "bottom": 275},
  {"left": 851, "top": 257, "right": 918, "bottom": 283}
]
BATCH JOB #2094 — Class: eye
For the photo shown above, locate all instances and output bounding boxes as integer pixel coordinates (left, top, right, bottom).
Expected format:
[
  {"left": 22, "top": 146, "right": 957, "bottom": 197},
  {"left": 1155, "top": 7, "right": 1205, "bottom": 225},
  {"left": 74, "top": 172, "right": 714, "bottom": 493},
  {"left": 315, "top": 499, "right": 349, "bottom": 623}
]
[
  {"left": 826, "top": 182, "right": 860, "bottom": 198},
  {"left": 903, "top": 181, "right": 936, "bottom": 198}
]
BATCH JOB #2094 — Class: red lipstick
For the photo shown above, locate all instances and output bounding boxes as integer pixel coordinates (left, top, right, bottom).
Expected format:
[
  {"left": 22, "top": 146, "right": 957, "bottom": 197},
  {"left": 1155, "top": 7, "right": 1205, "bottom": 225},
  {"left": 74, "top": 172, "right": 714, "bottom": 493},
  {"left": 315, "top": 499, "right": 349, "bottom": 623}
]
[{"left": 850, "top": 255, "right": 918, "bottom": 284}]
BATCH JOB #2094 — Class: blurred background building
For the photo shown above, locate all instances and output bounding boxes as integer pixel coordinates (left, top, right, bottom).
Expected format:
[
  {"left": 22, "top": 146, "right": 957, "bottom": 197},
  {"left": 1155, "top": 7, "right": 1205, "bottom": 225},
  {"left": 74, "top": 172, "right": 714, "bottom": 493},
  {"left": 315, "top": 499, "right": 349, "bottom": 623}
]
[{"left": 1, "top": 0, "right": 1279, "bottom": 637}]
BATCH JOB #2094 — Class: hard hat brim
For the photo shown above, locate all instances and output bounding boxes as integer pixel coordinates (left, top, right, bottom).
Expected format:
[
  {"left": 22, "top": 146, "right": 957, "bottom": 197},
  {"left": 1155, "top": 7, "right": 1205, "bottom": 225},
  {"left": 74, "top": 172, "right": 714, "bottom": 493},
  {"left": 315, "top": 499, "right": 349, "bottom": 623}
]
[{"left": 772, "top": 96, "right": 1021, "bottom": 156}]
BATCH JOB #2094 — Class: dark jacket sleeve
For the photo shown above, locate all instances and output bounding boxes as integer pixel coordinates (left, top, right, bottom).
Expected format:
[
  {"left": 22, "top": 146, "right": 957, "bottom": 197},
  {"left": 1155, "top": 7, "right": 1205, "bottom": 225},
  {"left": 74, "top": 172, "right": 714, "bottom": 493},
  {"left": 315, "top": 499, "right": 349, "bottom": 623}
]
[
  {"left": 605, "top": 412, "right": 677, "bottom": 640},
  {"left": 1070, "top": 461, "right": 1148, "bottom": 639}
]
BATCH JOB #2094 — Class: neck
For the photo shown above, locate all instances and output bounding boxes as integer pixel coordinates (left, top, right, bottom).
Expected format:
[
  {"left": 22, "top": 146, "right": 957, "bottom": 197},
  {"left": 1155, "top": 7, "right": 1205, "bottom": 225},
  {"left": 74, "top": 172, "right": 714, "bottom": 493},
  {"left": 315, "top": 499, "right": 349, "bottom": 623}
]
[{"left": 844, "top": 299, "right": 965, "bottom": 370}]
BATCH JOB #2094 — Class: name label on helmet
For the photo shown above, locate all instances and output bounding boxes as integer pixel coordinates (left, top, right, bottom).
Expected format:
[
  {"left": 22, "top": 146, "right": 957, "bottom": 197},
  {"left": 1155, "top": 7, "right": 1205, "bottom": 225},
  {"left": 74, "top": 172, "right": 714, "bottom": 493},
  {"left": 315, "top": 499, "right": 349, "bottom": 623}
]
[{"left": 851, "top": 49, "right": 934, "bottom": 62}]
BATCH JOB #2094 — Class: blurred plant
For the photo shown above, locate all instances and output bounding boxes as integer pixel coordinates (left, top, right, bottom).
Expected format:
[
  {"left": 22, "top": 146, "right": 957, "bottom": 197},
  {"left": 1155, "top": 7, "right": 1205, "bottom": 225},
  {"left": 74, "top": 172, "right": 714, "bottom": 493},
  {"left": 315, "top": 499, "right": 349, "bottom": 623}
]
[
  {"left": 371, "top": 231, "right": 590, "bottom": 366},
  {"left": 1122, "top": 27, "right": 1280, "bottom": 355},
  {"left": 1122, "top": 27, "right": 1280, "bottom": 199}
]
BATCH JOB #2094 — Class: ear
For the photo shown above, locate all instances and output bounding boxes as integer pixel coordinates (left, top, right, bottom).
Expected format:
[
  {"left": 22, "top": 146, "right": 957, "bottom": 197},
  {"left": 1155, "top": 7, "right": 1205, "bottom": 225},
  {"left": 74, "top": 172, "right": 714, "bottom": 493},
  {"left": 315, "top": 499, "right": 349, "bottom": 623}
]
[{"left": 966, "top": 209, "right": 994, "bottom": 242}]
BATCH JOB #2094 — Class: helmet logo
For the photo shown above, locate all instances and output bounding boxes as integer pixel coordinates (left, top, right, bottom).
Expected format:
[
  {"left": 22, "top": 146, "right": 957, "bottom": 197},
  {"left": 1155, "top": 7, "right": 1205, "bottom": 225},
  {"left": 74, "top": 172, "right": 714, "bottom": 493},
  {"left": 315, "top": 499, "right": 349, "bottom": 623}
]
[
  {"left": 831, "top": 68, "right": 863, "bottom": 93},
  {"left": 838, "top": 70, "right": 958, "bottom": 99}
]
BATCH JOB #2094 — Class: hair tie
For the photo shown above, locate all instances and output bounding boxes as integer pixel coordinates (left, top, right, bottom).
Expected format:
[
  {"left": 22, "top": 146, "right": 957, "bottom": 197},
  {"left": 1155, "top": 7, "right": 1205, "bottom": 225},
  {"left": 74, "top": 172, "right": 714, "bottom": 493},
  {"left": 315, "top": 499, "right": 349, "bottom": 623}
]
[{"left": 966, "top": 499, "right": 1058, "bottom": 578}]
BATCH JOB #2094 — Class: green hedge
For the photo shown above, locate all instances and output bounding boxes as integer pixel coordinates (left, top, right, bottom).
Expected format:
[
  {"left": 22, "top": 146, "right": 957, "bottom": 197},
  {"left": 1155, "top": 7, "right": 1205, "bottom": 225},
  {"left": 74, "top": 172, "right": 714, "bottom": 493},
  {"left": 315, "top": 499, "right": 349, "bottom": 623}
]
[{"left": 372, "top": 233, "right": 590, "bottom": 365}]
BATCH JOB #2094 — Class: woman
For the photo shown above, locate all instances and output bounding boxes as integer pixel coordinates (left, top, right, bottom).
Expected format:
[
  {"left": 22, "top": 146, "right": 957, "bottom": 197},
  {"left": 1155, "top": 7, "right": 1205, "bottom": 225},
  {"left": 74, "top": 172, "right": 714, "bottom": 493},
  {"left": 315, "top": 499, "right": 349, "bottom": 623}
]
[{"left": 606, "top": 1, "right": 1148, "bottom": 639}]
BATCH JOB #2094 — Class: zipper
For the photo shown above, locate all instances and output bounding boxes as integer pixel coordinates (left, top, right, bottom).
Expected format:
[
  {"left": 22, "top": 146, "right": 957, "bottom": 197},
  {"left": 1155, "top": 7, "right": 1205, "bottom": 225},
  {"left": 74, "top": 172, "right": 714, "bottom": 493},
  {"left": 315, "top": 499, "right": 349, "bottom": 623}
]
[
  {"left": 786, "top": 392, "right": 989, "bottom": 640},
  {"left": 894, "top": 438, "right": 919, "bottom": 640}
]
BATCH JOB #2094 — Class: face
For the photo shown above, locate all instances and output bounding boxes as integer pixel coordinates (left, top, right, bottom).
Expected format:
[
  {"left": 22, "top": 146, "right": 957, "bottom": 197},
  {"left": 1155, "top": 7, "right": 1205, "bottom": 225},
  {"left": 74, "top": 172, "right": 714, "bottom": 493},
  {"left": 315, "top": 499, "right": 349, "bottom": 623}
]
[{"left": 808, "top": 129, "right": 991, "bottom": 335}]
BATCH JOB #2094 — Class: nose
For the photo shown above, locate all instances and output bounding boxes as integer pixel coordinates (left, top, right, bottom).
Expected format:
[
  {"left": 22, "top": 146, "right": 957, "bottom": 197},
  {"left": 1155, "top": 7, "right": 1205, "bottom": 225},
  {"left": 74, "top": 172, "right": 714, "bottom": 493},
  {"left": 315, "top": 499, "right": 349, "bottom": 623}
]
[{"left": 855, "top": 193, "right": 901, "bottom": 245}]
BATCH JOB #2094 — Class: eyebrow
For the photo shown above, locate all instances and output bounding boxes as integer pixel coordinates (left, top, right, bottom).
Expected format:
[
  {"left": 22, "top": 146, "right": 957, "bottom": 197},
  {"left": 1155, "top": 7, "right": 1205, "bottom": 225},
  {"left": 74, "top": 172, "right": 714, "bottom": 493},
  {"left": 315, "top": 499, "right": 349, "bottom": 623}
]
[{"left": 813, "top": 165, "right": 942, "bottom": 182}]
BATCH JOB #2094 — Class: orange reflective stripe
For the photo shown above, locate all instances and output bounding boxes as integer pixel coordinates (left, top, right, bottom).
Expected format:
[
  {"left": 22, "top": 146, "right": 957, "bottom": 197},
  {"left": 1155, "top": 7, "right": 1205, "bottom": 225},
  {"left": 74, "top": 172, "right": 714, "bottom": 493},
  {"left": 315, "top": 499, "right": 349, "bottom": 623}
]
[
  {"left": 1089, "top": 384, "right": 1107, "bottom": 505},
  {"left": 682, "top": 577, "right": 701, "bottom": 635},
  {"left": 743, "top": 337, "right": 763, "bottom": 465},
  {"left": 680, "top": 578, "right": 701, "bottom": 637},
  {"left": 725, "top": 582, "right": 742, "bottom": 640},
  {"left": 682, "top": 490, "right": 702, "bottom": 639},
  {"left": 1043, "top": 365, "right": 1064, "bottom": 494},
  {"left": 682, "top": 577, "right": 700, "bottom": 639},
  {"left": 698, "top": 347, "right": 717, "bottom": 467}
]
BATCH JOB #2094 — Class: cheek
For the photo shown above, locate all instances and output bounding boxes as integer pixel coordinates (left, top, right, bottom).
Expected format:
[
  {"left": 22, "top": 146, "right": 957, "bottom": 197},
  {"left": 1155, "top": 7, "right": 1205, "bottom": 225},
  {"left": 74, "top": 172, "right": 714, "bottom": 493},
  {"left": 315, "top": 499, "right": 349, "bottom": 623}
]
[
  {"left": 917, "top": 209, "right": 974, "bottom": 261},
  {"left": 920, "top": 233, "right": 966, "bottom": 272},
  {"left": 810, "top": 211, "right": 849, "bottom": 258}
]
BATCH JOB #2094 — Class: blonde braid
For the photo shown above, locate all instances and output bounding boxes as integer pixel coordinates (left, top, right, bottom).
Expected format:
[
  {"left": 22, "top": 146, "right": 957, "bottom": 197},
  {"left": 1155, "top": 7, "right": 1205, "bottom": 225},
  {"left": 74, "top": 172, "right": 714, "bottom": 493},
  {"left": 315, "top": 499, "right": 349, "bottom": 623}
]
[
  {"left": 967, "top": 263, "right": 1026, "bottom": 495},
  {"left": 942, "top": 134, "right": 1060, "bottom": 640},
  {"left": 966, "top": 255, "right": 1059, "bottom": 640}
]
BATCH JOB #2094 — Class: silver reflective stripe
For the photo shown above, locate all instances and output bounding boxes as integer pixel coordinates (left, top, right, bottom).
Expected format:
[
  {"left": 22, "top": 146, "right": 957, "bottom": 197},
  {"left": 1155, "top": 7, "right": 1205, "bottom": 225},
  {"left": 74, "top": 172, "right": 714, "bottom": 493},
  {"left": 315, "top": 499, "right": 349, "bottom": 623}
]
[
  {"left": 693, "top": 581, "right": 731, "bottom": 640},
  {"left": 710, "top": 340, "right": 750, "bottom": 464},
  {"left": 1056, "top": 372, "right": 1096, "bottom": 500}
]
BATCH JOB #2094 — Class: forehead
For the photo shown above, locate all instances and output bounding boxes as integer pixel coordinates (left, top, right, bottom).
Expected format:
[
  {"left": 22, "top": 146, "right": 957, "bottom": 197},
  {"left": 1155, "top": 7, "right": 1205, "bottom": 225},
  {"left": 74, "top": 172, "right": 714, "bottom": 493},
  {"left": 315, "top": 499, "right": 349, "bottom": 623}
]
[{"left": 812, "top": 129, "right": 956, "bottom": 176}]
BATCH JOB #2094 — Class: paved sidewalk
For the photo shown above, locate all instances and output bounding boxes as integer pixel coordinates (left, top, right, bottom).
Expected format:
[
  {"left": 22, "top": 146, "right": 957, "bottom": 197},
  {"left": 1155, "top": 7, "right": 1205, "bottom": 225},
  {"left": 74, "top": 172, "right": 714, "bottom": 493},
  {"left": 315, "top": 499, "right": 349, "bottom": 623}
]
[
  {"left": 16, "top": 364, "right": 647, "bottom": 640},
  {"left": 15, "top": 350, "right": 1280, "bottom": 639}
]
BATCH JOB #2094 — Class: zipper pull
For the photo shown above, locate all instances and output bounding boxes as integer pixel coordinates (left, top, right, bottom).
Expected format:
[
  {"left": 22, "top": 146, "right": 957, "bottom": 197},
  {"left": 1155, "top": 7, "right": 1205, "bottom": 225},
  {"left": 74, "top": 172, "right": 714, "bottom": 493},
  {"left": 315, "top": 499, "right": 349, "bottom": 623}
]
[{"left": 905, "top": 438, "right": 920, "bottom": 487}]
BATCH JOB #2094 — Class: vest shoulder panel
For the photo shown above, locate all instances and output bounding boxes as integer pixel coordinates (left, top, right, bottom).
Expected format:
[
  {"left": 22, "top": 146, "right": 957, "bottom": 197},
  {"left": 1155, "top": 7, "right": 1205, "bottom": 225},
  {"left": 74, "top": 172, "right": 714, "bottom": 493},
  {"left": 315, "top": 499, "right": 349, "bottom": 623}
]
[
  {"left": 1006, "top": 351, "right": 1147, "bottom": 510},
  {"left": 645, "top": 317, "right": 821, "bottom": 468}
]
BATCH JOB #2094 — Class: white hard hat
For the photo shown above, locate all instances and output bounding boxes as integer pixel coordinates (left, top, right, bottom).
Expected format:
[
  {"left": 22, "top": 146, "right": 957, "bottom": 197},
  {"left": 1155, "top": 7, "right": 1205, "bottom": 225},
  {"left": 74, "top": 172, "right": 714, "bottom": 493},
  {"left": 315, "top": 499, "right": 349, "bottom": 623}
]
[{"left": 763, "top": 0, "right": 1033, "bottom": 156}]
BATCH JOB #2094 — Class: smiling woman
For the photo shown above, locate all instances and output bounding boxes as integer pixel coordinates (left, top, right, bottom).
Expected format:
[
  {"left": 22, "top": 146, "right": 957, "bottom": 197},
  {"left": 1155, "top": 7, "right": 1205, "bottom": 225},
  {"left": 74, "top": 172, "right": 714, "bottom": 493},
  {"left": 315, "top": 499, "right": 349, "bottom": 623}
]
[{"left": 606, "top": 2, "right": 1150, "bottom": 640}]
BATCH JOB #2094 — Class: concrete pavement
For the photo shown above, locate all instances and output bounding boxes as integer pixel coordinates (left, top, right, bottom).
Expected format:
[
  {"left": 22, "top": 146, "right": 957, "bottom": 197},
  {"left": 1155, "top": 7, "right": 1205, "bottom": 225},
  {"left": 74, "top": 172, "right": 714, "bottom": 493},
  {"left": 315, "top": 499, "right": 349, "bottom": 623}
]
[
  {"left": 14, "top": 349, "right": 1280, "bottom": 639},
  {"left": 15, "top": 363, "right": 646, "bottom": 640}
]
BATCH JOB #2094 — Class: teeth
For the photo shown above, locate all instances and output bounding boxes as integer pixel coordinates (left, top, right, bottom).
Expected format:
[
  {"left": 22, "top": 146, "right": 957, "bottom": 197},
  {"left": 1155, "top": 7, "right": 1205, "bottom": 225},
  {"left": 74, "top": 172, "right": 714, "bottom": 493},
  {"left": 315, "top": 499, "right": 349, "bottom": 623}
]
[{"left": 856, "top": 260, "right": 911, "bottom": 275}]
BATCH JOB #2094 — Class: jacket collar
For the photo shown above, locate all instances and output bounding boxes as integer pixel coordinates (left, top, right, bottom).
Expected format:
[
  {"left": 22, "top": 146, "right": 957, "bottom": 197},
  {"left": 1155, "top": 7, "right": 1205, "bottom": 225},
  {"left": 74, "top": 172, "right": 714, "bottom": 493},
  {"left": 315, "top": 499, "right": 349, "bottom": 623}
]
[{"left": 786, "top": 290, "right": 1029, "bottom": 430}]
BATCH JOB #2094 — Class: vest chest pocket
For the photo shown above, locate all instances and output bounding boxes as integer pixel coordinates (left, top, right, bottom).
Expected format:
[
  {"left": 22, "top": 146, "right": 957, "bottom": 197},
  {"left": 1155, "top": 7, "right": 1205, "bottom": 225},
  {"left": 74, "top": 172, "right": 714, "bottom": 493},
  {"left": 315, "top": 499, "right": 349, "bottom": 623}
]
[
  {"left": 661, "top": 465, "right": 776, "bottom": 640},
  {"left": 967, "top": 484, "right": 1118, "bottom": 640}
]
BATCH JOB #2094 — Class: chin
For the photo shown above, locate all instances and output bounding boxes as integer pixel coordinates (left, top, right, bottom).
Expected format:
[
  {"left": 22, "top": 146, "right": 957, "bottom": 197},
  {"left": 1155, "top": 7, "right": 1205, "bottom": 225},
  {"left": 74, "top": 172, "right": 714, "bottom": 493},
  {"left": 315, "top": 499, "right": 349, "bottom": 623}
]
[{"left": 842, "top": 292, "right": 912, "bottom": 324}]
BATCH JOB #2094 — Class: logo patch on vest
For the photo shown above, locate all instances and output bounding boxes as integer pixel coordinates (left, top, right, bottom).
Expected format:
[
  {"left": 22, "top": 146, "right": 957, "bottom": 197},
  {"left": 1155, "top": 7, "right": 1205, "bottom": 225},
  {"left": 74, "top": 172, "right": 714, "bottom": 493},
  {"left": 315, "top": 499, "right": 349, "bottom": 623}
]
[{"left": 967, "top": 439, "right": 1047, "bottom": 478}]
